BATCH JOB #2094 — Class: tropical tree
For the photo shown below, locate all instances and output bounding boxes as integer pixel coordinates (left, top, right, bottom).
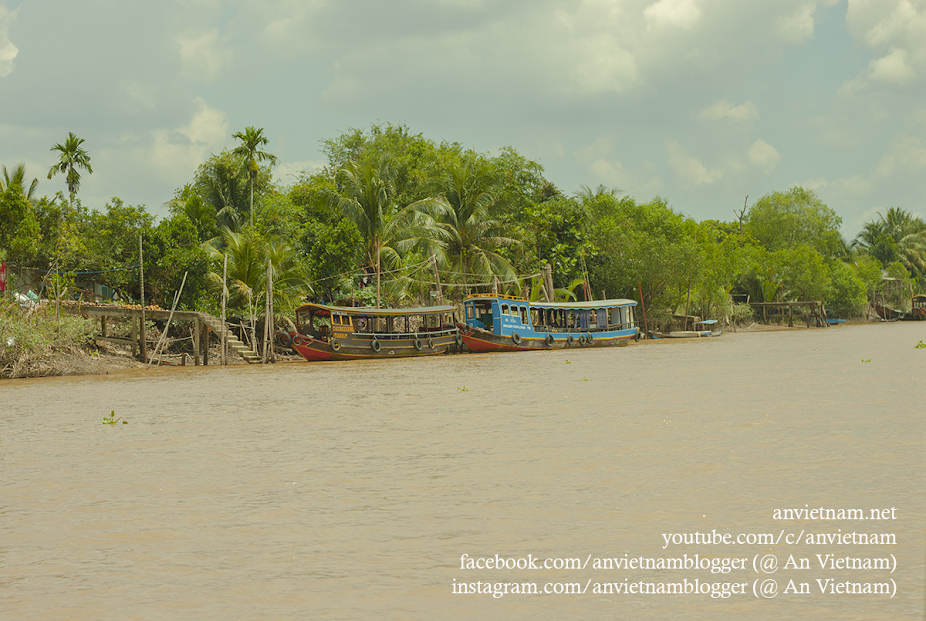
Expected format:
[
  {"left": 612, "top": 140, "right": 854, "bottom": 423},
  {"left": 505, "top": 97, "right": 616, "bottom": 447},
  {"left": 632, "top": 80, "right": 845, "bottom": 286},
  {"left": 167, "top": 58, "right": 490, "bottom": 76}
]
[
  {"left": 417, "top": 152, "right": 518, "bottom": 296},
  {"left": 1, "top": 163, "right": 39, "bottom": 201},
  {"left": 232, "top": 126, "right": 278, "bottom": 228},
  {"left": 853, "top": 207, "right": 926, "bottom": 277},
  {"left": 326, "top": 158, "right": 439, "bottom": 307},
  {"left": 47, "top": 133, "right": 92, "bottom": 205}
]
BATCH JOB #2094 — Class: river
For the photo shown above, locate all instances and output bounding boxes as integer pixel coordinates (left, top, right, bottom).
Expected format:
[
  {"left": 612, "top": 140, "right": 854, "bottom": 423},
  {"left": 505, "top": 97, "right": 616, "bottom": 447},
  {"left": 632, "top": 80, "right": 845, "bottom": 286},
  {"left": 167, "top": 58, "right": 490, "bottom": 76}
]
[{"left": 1, "top": 323, "right": 923, "bottom": 620}]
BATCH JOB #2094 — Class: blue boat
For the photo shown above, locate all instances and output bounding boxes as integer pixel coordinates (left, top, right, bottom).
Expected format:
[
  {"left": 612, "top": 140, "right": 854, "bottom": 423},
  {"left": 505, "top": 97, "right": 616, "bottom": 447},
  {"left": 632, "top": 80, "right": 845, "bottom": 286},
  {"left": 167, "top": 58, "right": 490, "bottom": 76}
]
[{"left": 458, "top": 294, "right": 639, "bottom": 352}]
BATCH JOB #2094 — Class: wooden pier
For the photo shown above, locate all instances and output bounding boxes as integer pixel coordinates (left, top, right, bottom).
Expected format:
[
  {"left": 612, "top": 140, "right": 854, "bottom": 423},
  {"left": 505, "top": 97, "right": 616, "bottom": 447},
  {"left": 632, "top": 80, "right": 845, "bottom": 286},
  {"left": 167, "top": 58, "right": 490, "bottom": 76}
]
[
  {"left": 79, "top": 305, "right": 260, "bottom": 365},
  {"left": 749, "top": 301, "right": 828, "bottom": 328}
]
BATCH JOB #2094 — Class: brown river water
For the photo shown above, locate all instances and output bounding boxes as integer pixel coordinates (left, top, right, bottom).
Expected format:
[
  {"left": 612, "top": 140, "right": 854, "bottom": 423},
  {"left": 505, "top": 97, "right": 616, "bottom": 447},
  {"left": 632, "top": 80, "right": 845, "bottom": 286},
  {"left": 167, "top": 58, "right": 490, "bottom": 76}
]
[{"left": 1, "top": 323, "right": 924, "bottom": 620}]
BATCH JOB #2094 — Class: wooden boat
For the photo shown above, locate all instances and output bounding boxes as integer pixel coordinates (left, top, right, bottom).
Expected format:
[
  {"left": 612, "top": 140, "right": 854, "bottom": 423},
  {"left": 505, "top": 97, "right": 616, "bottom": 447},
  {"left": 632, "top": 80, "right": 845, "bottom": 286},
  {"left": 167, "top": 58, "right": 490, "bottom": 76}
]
[
  {"left": 277, "top": 303, "right": 460, "bottom": 361},
  {"left": 458, "top": 294, "right": 639, "bottom": 353},
  {"left": 905, "top": 294, "right": 926, "bottom": 321},
  {"left": 872, "top": 303, "right": 905, "bottom": 321},
  {"left": 649, "top": 320, "right": 721, "bottom": 339}
]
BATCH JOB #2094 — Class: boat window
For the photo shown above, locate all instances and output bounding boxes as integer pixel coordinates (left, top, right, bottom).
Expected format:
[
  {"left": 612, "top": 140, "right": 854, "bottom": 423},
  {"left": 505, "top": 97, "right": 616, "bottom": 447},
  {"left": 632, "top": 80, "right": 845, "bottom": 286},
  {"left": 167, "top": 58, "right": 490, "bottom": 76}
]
[
  {"left": 466, "top": 305, "right": 474, "bottom": 319},
  {"left": 501, "top": 303, "right": 509, "bottom": 315},
  {"left": 520, "top": 306, "right": 528, "bottom": 325}
]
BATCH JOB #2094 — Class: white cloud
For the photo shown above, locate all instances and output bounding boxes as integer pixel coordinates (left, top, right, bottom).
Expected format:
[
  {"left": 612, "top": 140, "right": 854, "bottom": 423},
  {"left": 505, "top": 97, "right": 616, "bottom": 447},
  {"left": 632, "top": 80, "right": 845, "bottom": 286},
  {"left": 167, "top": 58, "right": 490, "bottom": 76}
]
[
  {"left": 868, "top": 47, "right": 916, "bottom": 84},
  {"left": 875, "top": 133, "right": 926, "bottom": 176},
  {"left": 845, "top": 0, "right": 926, "bottom": 88},
  {"left": 574, "top": 137, "right": 613, "bottom": 165},
  {"left": 747, "top": 139, "right": 780, "bottom": 173},
  {"left": 572, "top": 33, "right": 638, "bottom": 94},
  {"left": 644, "top": 0, "right": 702, "bottom": 30},
  {"left": 274, "top": 159, "right": 325, "bottom": 185},
  {"left": 699, "top": 98, "right": 760, "bottom": 122},
  {"left": 177, "top": 29, "right": 232, "bottom": 82},
  {"left": 776, "top": 3, "right": 817, "bottom": 44},
  {"left": 150, "top": 98, "right": 229, "bottom": 181},
  {"left": 666, "top": 139, "right": 722, "bottom": 185},
  {"left": 0, "top": 5, "right": 18, "bottom": 77}
]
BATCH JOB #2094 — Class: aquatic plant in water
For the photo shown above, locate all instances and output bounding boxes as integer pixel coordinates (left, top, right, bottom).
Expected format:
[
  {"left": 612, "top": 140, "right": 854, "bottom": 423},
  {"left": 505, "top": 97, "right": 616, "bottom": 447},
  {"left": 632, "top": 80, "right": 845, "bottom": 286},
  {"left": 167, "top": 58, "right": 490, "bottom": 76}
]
[
  {"left": 916, "top": 341, "right": 925, "bottom": 349},
  {"left": 102, "top": 410, "right": 127, "bottom": 425}
]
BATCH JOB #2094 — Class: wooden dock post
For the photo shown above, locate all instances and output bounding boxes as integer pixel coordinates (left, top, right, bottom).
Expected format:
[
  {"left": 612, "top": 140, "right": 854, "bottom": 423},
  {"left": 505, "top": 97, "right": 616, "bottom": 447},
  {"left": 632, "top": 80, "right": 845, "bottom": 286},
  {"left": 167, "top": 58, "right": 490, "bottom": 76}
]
[
  {"left": 788, "top": 303, "right": 793, "bottom": 327},
  {"left": 193, "top": 318, "right": 200, "bottom": 366},
  {"left": 131, "top": 315, "right": 138, "bottom": 356}
]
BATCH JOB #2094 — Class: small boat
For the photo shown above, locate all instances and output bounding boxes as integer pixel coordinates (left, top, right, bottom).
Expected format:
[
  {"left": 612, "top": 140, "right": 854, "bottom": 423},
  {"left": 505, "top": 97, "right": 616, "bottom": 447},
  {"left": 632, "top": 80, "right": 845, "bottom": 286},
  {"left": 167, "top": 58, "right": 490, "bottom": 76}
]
[
  {"left": 458, "top": 294, "right": 639, "bottom": 352},
  {"left": 826, "top": 318, "right": 846, "bottom": 325},
  {"left": 872, "top": 303, "right": 905, "bottom": 321},
  {"left": 649, "top": 320, "right": 721, "bottom": 339},
  {"left": 277, "top": 303, "right": 460, "bottom": 361}
]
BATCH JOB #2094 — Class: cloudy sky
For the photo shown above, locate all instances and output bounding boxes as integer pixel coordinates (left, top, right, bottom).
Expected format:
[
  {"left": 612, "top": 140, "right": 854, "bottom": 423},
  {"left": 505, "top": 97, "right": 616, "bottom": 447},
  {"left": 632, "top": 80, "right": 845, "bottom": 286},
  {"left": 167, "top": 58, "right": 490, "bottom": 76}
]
[{"left": 1, "top": 0, "right": 924, "bottom": 237}]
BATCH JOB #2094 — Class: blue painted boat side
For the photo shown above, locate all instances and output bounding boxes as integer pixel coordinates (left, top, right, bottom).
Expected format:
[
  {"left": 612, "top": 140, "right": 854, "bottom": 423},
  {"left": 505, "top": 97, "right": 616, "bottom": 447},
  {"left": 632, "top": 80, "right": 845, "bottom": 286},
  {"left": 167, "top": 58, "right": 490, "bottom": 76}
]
[{"left": 461, "top": 296, "right": 639, "bottom": 342}]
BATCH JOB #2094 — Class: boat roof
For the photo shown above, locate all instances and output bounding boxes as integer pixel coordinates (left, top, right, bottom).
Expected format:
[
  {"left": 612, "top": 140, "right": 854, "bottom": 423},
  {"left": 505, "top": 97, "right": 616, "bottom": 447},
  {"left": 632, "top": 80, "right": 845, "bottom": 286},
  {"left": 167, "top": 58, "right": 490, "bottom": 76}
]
[
  {"left": 295, "top": 302, "right": 457, "bottom": 317},
  {"left": 694, "top": 319, "right": 718, "bottom": 325},
  {"left": 464, "top": 295, "right": 636, "bottom": 309},
  {"left": 530, "top": 299, "right": 637, "bottom": 309}
]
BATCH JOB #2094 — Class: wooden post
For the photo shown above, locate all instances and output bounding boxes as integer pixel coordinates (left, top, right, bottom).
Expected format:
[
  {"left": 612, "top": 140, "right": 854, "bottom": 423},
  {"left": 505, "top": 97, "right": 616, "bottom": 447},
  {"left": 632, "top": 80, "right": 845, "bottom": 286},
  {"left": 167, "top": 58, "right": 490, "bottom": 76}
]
[
  {"left": 139, "top": 235, "right": 147, "bottom": 362},
  {"left": 262, "top": 259, "right": 272, "bottom": 364},
  {"left": 429, "top": 247, "right": 443, "bottom": 305},
  {"left": 543, "top": 264, "right": 554, "bottom": 302},
  {"left": 788, "top": 303, "right": 793, "bottom": 327},
  {"left": 101, "top": 315, "right": 107, "bottom": 338},
  {"left": 203, "top": 326, "right": 209, "bottom": 365},
  {"left": 193, "top": 319, "right": 200, "bottom": 366},
  {"left": 131, "top": 314, "right": 138, "bottom": 356},
  {"left": 221, "top": 254, "right": 227, "bottom": 366}
]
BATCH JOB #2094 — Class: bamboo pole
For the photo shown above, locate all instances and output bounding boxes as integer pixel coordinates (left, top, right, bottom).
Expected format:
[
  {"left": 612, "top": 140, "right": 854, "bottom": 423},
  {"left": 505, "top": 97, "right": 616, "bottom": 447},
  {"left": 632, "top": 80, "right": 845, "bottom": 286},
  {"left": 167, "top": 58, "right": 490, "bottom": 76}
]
[
  {"left": 429, "top": 247, "right": 443, "bottom": 305},
  {"left": 638, "top": 281, "right": 648, "bottom": 338},
  {"left": 139, "top": 234, "right": 147, "bottom": 362},
  {"left": 221, "top": 254, "right": 228, "bottom": 366},
  {"left": 147, "top": 271, "right": 187, "bottom": 369}
]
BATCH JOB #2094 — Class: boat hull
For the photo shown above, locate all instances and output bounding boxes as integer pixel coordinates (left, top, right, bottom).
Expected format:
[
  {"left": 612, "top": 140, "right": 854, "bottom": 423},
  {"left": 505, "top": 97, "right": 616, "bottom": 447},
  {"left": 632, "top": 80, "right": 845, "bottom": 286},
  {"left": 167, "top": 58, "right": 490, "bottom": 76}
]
[
  {"left": 285, "top": 331, "right": 459, "bottom": 361},
  {"left": 461, "top": 327, "right": 636, "bottom": 353}
]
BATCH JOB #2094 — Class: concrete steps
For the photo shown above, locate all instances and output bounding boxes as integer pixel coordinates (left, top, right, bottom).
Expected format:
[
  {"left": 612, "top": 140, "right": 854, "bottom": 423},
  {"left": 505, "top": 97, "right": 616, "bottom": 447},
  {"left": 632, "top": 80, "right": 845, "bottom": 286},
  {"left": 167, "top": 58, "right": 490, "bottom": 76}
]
[{"left": 199, "top": 314, "right": 261, "bottom": 364}]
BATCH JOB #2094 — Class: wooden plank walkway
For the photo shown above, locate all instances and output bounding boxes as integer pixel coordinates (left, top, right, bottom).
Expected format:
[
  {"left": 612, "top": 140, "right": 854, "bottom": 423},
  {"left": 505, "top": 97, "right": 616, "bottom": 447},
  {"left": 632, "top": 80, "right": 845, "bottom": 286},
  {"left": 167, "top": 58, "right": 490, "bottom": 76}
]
[{"left": 78, "top": 305, "right": 261, "bottom": 365}]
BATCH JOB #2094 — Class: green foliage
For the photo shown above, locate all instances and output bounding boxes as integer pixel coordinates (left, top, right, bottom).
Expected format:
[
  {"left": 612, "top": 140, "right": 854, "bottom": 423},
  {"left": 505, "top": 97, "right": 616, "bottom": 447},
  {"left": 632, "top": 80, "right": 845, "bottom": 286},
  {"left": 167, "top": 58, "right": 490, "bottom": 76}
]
[
  {"left": 588, "top": 195, "right": 698, "bottom": 314},
  {"left": 47, "top": 133, "right": 92, "bottom": 196},
  {"left": 0, "top": 303, "right": 96, "bottom": 378},
  {"left": 301, "top": 219, "right": 363, "bottom": 293},
  {"left": 824, "top": 260, "right": 867, "bottom": 317},
  {"left": 746, "top": 187, "right": 842, "bottom": 257},
  {"left": 0, "top": 186, "right": 41, "bottom": 263},
  {"left": 854, "top": 207, "right": 926, "bottom": 278}
]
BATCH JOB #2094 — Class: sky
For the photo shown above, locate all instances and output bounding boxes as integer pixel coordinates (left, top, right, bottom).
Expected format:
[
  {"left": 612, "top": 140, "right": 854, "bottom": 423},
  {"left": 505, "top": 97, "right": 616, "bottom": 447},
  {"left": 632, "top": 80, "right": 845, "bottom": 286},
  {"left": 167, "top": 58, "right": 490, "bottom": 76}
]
[{"left": 1, "top": 0, "right": 924, "bottom": 238}]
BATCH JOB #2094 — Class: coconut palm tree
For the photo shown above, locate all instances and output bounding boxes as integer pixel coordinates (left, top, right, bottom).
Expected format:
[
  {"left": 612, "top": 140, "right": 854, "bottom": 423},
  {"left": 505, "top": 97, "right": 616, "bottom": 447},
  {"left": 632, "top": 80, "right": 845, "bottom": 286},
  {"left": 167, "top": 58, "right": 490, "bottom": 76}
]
[
  {"left": 326, "top": 158, "right": 442, "bottom": 307},
  {"left": 415, "top": 152, "right": 518, "bottom": 296},
  {"left": 854, "top": 207, "right": 926, "bottom": 276},
  {"left": 1, "top": 163, "right": 39, "bottom": 201},
  {"left": 232, "top": 127, "right": 277, "bottom": 228}
]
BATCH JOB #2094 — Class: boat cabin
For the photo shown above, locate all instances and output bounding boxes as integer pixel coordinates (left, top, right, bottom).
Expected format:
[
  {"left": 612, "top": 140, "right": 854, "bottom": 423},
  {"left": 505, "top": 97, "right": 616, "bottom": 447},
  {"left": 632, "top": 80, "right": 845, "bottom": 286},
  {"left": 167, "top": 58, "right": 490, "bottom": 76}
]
[
  {"left": 463, "top": 295, "right": 637, "bottom": 336},
  {"left": 295, "top": 303, "right": 457, "bottom": 342}
]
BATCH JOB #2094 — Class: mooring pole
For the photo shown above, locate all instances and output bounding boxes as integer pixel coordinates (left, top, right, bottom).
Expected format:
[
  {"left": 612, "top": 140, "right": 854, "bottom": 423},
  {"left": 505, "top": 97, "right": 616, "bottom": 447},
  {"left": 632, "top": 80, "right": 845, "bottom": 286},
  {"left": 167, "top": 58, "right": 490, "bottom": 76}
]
[{"left": 139, "top": 234, "right": 147, "bottom": 362}]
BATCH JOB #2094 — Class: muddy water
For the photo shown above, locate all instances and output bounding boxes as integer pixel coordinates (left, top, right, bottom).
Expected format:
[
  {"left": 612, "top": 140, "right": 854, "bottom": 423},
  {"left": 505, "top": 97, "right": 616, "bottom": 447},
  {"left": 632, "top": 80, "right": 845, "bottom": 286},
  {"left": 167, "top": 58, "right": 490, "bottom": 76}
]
[{"left": 1, "top": 323, "right": 923, "bottom": 620}]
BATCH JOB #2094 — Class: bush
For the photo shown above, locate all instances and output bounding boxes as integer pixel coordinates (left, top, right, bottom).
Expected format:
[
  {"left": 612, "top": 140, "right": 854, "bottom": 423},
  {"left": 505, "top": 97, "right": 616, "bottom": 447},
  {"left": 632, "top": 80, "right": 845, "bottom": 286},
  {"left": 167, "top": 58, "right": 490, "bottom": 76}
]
[
  {"left": 731, "top": 302, "right": 754, "bottom": 325},
  {"left": 0, "top": 303, "right": 97, "bottom": 378}
]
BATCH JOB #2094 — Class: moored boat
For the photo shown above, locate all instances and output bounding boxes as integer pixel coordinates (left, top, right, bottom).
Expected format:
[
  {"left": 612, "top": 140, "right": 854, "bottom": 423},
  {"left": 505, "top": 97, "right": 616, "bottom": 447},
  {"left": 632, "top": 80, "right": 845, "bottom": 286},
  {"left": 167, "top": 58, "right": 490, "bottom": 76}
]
[
  {"left": 277, "top": 303, "right": 460, "bottom": 361},
  {"left": 906, "top": 294, "right": 926, "bottom": 321},
  {"left": 458, "top": 294, "right": 639, "bottom": 353}
]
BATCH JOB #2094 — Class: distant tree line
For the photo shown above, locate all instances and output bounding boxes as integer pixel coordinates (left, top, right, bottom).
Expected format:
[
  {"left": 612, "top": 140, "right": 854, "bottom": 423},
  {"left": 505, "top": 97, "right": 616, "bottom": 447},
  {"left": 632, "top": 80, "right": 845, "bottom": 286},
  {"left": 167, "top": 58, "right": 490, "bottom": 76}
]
[{"left": 2, "top": 122, "right": 925, "bottom": 325}]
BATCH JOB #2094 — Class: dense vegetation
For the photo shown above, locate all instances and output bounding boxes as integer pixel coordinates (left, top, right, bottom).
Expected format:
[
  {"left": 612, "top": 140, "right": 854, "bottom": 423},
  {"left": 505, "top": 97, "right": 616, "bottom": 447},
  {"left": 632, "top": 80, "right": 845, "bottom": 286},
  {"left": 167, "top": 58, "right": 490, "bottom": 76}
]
[{"left": 2, "top": 123, "right": 925, "bottom": 328}]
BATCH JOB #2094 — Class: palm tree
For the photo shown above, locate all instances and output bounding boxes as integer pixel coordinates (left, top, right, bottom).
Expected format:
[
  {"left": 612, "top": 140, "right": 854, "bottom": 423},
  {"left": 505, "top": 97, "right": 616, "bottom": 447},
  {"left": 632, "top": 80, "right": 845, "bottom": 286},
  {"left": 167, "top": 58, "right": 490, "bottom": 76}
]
[
  {"left": 854, "top": 207, "right": 926, "bottom": 276},
  {"left": 326, "top": 158, "right": 440, "bottom": 307},
  {"left": 47, "top": 132, "right": 92, "bottom": 203},
  {"left": 232, "top": 127, "right": 277, "bottom": 228},
  {"left": 415, "top": 153, "right": 518, "bottom": 296},
  {"left": 205, "top": 229, "right": 312, "bottom": 351},
  {"left": 46, "top": 133, "right": 92, "bottom": 335},
  {"left": 1, "top": 163, "right": 39, "bottom": 201}
]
